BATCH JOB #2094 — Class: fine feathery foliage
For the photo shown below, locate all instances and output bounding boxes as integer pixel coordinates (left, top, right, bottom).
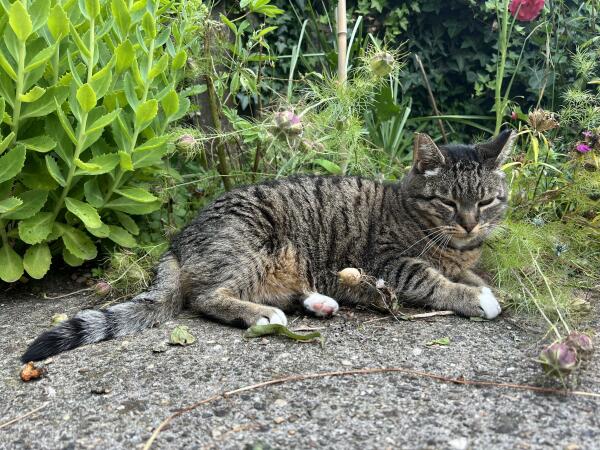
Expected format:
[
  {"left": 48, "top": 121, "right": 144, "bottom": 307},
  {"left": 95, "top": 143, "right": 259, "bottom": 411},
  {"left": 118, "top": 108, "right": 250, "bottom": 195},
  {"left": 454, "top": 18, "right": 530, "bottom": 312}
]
[{"left": 0, "top": 0, "right": 202, "bottom": 281}]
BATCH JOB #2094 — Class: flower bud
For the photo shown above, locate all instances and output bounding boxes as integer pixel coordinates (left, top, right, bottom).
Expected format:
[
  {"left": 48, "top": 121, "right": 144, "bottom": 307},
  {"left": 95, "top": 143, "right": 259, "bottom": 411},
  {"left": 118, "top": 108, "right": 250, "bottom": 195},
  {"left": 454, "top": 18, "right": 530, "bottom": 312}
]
[
  {"left": 565, "top": 331, "right": 593, "bottom": 353},
  {"left": 94, "top": 281, "right": 112, "bottom": 297},
  {"left": 338, "top": 268, "right": 362, "bottom": 286},
  {"left": 539, "top": 342, "right": 577, "bottom": 377},
  {"left": 369, "top": 51, "right": 395, "bottom": 77},
  {"left": 511, "top": 111, "right": 518, "bottom": 121},
  {"left": 273, "top": 111, "right": 303, "bottom": 136},
  {"left": 176, "top": 134, "right": 197, "bottom": 151}
]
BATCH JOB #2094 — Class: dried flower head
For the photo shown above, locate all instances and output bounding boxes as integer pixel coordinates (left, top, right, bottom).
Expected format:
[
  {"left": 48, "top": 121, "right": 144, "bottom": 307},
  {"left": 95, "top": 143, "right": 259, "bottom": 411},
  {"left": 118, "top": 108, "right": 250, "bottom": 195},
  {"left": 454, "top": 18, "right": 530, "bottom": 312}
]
[
  {"left": 539, "top": 342, "right": 577, "bottom": 377},
  {"left": 565, "top": 331, "right": 594, "bottom": 353},
  {"left": 509, "top": 0, "right": 545, "bottom": 22},
  {"left": 527, "top": 108, "right": 559, "bottom": 133}
]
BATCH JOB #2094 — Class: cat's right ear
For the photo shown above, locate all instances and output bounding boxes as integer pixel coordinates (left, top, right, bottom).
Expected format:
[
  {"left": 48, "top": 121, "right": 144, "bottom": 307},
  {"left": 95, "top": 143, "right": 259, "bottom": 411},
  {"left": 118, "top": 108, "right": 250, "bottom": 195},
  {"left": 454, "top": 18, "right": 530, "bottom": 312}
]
[{"left": 412, "top": 133, "right": 445, "bottom": 173}]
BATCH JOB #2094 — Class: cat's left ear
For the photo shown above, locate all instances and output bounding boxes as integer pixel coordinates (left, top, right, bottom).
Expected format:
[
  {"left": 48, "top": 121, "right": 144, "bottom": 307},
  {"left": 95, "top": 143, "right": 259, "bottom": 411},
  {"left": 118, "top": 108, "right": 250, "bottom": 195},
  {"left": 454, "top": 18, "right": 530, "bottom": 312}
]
[{"left": 476, "top": 130, "right": 517, "bottom": 169}]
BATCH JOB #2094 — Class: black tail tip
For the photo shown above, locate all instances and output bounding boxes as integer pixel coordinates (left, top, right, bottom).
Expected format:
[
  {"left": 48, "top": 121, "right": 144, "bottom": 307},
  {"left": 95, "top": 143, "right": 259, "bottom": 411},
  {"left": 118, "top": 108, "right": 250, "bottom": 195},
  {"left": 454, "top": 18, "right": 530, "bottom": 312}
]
[
  {"left": 21, "top": 332, "right": 62, "bottom": 363},
  {"left": 21, "top": 321, "right": 86, "bottom": 363}
]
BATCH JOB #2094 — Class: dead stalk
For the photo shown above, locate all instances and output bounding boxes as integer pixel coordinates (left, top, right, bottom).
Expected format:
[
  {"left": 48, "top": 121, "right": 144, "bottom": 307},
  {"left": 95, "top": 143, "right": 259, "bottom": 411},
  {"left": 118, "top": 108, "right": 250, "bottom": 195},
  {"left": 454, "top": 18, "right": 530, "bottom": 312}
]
[{"left": 142, "top": 367, "right": 600, "bottom": 449}]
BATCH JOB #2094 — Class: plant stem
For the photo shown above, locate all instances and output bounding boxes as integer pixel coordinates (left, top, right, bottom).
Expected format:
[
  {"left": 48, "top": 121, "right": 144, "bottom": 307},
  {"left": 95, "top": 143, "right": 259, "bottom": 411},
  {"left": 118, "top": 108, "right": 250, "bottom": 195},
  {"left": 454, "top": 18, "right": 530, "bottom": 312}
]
[
  {"left": 0, "top": 220, "right": 8, "bottom": 246},
  {"left": 494, "top": 0, "right": 510, "bottom": 134},
  {"left": 102, "top": 29, "right": 157, "bottom": 205},
  {"left": 204, "top": 27, "right": 232, "bottom": 191},
  {"left": 52, "top": 115, "right": 88, "bottom": 217},
  {"left": 11, "top": 41, "right": 26, "bottom": 144},
  {"left": 52, "top": 17, "right": 96, "bottom": 218},
  {"left": 337, "top": 0, "right": 347, "bottom": 83}
]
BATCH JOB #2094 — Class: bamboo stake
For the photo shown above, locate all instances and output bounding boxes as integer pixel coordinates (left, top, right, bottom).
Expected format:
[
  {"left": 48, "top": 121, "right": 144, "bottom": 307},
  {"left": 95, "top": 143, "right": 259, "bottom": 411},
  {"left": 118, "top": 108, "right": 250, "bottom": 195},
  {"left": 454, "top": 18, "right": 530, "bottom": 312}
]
[{"left": 337, "top": 0, "right": 347, "bottom": 83}]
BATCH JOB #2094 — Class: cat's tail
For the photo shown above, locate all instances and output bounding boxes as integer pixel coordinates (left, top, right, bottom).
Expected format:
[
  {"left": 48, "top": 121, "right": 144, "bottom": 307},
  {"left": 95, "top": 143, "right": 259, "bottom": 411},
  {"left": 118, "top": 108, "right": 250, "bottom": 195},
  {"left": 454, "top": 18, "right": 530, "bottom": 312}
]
[{"left": 21, "top": 251, "right": 183, "bottom": 363}]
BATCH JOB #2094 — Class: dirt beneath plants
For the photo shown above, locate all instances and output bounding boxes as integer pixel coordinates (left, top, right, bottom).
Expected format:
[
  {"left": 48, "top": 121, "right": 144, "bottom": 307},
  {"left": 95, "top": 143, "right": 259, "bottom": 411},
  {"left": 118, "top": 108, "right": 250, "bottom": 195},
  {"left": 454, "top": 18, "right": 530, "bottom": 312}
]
[{"left": 1, "top": 273, "right": 599, "bottom": 450}]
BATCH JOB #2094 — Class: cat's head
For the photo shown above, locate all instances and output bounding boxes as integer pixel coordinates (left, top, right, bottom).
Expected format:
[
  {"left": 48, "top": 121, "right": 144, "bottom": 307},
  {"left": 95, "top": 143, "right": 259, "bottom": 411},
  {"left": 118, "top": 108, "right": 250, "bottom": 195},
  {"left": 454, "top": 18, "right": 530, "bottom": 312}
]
[{"left": 403, "top": 130, "right": 516, "bottom": 249}]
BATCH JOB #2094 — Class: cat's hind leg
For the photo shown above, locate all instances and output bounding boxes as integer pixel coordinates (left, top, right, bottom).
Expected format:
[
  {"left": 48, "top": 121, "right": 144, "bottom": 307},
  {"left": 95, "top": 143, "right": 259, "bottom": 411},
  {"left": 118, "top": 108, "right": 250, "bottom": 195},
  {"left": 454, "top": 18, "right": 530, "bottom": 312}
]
[
  {"left": 189, "top": 287, "right": 288, "bottom": 327},
  {"left": 303, "top": 293, "right": 339, "bottom": 317}
]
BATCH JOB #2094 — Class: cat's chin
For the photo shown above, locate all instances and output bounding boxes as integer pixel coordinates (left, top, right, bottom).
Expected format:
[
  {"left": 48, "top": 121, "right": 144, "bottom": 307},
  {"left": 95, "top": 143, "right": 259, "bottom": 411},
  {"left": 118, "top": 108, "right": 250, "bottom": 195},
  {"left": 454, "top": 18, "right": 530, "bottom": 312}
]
[{"left": 449, "top": 233, "right": 485, "bottom": 249}]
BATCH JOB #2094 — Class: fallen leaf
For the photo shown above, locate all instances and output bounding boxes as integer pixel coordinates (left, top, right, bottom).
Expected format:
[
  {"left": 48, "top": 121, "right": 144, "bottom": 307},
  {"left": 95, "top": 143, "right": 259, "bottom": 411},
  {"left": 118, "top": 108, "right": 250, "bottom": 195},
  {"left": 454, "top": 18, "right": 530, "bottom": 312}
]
[
  {"left": 170, "top": 325, "right": 196, "bottom": 346},
  {"left": 245, "top": 324, "right": 323, "bottom": 346},
  {"left": 51, "top": 313, "right": 68, "bottom": 326},
  {"left": 426, "top": 337, "right": 451, "bottom": 347},
  {"left": 20, "top": 362, "right": 45, "bottom": 382}
]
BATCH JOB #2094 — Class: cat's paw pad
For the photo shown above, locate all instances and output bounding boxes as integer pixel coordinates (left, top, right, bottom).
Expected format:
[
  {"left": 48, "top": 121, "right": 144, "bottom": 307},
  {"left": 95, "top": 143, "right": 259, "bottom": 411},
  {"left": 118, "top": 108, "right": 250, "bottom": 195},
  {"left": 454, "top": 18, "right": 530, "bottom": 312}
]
[
  {"left": 478, "top": 287, "right": 501, "bottom": 319},
  {"left": 255, "top": 307, "right": 288, "bottom": 326},
  {"left": 303, "top": 293, "right": 339, "bottom": 317}
]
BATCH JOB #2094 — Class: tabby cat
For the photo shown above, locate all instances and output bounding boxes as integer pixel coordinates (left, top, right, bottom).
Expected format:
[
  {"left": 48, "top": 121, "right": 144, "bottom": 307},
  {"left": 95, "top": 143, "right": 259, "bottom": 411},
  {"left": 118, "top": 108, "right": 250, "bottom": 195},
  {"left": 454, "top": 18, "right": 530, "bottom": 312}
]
[{"left": 21, "top": 131, "right": 515, "bottom": 362}]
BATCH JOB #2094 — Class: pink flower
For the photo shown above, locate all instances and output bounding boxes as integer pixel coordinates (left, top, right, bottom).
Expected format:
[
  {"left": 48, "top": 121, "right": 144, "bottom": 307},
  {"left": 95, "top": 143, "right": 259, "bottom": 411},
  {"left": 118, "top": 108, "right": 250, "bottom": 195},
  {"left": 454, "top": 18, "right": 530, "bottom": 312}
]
[
  {"left": 576, "top": 143, "right": 592, "bottom": 153},
  {"left": 582, "top": 131, "right": 593, "bottom": 138},
  {"left": 509, "top": 0, "right": 545, "bottom": 22},
  {"left": 510, "top": 111, "right": 518, "bottom": 120}
]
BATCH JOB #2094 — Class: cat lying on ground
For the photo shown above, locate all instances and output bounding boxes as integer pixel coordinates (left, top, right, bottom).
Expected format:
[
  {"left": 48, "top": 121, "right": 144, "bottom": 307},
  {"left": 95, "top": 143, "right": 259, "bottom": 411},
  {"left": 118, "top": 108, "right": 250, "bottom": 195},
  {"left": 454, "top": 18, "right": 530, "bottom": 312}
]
[{"left": 22, "top": 131, "right": 515, "bottom": 362}]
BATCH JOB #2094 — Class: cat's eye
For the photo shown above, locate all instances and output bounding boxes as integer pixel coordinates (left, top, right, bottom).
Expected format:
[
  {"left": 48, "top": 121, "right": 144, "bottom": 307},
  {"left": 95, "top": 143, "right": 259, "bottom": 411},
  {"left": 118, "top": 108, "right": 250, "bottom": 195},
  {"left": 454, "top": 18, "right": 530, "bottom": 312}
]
[
  {"left": 437, "top": 198, "right": 457, "bottom": 208},
  {"left": 478, "top": 198, "right": 495, "bottom": 207}
]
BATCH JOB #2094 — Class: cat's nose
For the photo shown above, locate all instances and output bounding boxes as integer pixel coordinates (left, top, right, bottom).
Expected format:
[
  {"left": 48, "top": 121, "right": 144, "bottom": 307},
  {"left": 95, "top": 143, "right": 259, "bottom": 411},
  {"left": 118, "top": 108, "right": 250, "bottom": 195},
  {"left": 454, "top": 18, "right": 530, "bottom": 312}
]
[
  {"left": 457, "top": 212, "right": 478, "bottom": 233},
  {"left": 461, "top": 222, "right": 477, "bottom": 233}
]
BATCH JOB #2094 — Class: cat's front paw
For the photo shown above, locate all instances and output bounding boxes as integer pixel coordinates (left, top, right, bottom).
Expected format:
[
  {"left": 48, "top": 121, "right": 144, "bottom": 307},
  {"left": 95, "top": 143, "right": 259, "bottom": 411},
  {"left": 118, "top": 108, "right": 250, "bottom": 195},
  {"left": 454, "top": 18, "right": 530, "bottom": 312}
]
[{"left": 478, "top": 287, "right": 501, "bottom": 319}]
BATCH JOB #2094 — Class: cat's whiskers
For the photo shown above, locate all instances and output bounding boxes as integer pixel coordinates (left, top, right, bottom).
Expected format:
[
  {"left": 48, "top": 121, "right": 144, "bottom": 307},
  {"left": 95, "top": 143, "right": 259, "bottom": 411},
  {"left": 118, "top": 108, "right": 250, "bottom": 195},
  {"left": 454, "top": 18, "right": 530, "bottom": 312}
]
[
  {"left": 417, "top": 229, "right": 451, "bottom": 258},
  {"left": 398, "top": 228, "right": 449, "bottom": 257}
]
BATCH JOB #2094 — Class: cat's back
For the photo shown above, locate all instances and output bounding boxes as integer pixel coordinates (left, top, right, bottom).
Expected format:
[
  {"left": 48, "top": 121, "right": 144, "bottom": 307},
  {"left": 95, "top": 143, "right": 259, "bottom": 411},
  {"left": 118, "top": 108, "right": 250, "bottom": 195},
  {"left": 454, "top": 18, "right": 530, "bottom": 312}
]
[{"left": 173, "top": 175, "right": 386, "bottom": 253}]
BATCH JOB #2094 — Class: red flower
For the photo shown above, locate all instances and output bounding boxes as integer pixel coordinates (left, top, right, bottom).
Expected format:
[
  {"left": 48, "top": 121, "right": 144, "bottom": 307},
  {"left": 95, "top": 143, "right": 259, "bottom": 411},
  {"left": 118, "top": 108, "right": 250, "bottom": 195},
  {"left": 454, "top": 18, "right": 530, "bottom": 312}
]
[{"left": 509, "top": 0, "right": 545, "bottom": 22}]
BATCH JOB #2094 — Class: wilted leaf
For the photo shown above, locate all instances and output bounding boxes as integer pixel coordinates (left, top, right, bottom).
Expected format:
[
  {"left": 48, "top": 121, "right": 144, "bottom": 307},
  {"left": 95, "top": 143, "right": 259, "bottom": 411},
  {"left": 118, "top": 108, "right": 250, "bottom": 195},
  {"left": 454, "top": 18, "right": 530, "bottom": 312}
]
[
  {"left": 169, "top": 325, "right": 196, "bottom": 346},
  {"left": 51, "top": 313, "right": 68, "bottom": 326},
  {"left": 426, "top": 337, "right": 451, "bottom": 346},
  {"left": 245, "top": 324, "right": 323, "bottom": 346}
]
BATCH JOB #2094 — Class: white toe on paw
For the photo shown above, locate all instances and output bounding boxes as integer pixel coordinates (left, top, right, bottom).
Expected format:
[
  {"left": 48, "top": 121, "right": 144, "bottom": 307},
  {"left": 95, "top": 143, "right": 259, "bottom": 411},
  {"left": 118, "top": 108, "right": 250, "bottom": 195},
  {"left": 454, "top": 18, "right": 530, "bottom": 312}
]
[
  {"left": 303, "top": 293, "right": 339, "bottom": 317},
  {"left": 255, "top": 307, "right": 288, "bottom": 326},
  {"left": 270, "top": 308, "right": 288, "bottom": 326},
  {"left": 479, "top": 287, "right": 501, "bottom": 319},
  {"left": 255, "top": 317, "right": 269, "bottom": 326}
]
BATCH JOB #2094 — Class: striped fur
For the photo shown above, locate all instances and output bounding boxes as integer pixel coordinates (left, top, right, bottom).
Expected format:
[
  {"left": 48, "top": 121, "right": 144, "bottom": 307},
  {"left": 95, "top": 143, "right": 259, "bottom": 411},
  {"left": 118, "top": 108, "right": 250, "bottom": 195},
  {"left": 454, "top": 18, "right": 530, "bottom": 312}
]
[{"left": 21, "top": 131, "right": 515, "bottom": 362}]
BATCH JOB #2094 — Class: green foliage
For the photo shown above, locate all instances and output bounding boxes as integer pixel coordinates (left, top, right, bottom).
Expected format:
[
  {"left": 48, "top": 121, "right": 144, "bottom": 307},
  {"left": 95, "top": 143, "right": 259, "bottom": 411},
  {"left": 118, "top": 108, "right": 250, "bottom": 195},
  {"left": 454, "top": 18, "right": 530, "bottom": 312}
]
[{"left": 0, "top": 0, "right": 198, "bottom": 282}]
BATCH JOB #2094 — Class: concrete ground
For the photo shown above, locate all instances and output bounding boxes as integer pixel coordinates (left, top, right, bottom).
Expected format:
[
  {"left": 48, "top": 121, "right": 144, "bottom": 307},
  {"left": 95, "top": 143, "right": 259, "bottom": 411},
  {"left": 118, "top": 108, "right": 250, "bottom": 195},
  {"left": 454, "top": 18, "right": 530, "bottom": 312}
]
[{"left": 0, "top": 273, "right": 598, "bottom": 450}]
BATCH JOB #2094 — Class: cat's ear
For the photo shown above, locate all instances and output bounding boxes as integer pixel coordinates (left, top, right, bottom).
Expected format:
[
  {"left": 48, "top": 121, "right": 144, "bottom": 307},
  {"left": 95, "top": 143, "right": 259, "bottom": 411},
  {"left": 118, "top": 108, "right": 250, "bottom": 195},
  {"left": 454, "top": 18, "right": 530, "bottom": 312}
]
[
  {"left": 412, "top": 133, "right": 445, "bottom": 173},
  {"left": 477, "top": 130, "right": 517, "bottom": 169}
]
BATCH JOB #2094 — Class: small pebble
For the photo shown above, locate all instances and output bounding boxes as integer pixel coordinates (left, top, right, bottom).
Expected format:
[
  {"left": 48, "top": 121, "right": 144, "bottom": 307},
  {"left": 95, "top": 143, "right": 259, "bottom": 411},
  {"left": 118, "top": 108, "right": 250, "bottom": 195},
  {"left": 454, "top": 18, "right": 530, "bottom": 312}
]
[
  {"left": 91, "top": 386, "right": 111, "bottom": 395},
  {"left": 341, "top": 360, "right": 352, "bottom": 366},
  {"left": 273, "top": 399, "right": 288, "bottom": 407},
  {"left": 448, "top": 437, "right": 468, "bottom": 450},
  {"left": 152, "top": 342, "right": 168, "bottom": 353},
  {"left": 412, "top": 348, "right": 423, "bottom": 356},
  {"left": 273, "top": 417, "right": 286, "bottom": 424}
]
